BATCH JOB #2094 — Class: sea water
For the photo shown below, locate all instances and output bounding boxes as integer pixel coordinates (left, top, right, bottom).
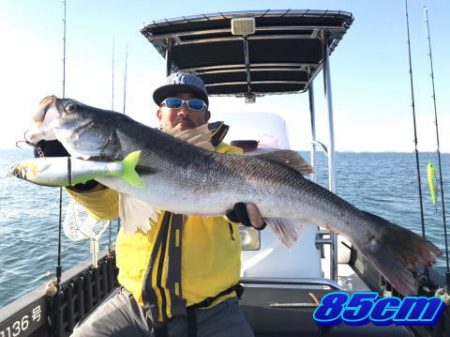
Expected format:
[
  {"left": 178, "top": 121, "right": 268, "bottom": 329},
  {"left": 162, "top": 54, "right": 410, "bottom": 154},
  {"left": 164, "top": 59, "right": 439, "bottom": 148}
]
[
  {"left": 0, "top": 148, "right": 449, "bottom": 307},
  {"left": 0, "top": 148, "right": 118, "bottom": 307}
]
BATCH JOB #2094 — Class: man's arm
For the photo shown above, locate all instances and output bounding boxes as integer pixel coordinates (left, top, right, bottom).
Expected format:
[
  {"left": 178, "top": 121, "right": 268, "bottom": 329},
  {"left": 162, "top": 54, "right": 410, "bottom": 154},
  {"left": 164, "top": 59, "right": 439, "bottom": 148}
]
[{"left": 66, "top": 186, "right": 119, "bottom": 220}]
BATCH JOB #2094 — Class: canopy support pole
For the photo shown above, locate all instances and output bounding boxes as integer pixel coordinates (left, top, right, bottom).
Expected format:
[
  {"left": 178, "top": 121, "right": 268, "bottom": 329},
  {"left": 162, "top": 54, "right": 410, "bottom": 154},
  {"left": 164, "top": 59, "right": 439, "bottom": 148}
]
[
  {"left": 308, "top": 82, "right": 317, "bottom": 183},
  {"left": 166, "top": 39, "right": 173, "bottom": 76},
  {"left": 322, "top": 33, "right": 338, "bottom": 282}
]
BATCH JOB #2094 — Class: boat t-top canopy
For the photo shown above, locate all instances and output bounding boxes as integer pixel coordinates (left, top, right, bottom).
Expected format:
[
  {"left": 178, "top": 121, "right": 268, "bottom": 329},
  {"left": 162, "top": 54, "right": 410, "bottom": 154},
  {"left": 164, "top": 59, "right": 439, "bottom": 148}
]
[{"left": 140, "top": 9, "right": 353, "bottom": 98}]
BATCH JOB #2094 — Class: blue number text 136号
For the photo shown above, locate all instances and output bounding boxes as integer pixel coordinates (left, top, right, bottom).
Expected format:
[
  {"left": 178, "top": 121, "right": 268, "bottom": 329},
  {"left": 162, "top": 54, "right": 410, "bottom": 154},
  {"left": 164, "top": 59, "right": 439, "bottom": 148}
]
[{"left": 313, "top": 292, "right": 445, "bottom": 326}]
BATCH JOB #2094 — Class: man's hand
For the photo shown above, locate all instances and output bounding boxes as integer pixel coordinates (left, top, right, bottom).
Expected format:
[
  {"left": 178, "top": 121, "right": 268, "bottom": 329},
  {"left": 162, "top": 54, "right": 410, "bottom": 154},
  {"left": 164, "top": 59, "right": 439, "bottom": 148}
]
[
  {"left": 226, "top": 202, "right": 266, "bottom": 230},
  {"left": 34, "top": 140, "right": 70, "bottom": 158}
]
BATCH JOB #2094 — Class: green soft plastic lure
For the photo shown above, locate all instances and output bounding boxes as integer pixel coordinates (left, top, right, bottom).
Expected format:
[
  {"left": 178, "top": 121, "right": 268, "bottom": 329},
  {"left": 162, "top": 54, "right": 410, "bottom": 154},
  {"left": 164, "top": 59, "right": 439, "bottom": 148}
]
[
  {"left": 9, "top": 150, "right": 144, "bottom": 188},
  {"left": 427, "top": 162, "right": 437, "bottom": 206}
]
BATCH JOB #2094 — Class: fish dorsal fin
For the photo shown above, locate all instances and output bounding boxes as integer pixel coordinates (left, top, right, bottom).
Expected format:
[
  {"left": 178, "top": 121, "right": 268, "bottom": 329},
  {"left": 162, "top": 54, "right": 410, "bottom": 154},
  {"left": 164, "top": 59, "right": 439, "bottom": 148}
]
[
  {"left": 255, "top": 150, "right": 313, "bottom": 175},
  {"left": 166, "top": 124, "right": 215, "bottom": 151}
]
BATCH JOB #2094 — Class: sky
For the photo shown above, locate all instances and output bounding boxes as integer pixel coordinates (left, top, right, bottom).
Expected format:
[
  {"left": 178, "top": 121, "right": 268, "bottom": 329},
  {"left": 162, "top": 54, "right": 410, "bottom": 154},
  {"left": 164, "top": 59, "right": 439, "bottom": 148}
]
[{"left": 0, "top": 0, "right": 449, "bottom": 152}]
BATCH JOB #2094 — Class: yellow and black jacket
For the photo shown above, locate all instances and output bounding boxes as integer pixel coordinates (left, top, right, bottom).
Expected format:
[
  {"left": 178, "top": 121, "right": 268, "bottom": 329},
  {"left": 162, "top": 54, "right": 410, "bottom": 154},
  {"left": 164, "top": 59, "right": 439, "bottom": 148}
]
[{"left": 66, "top": 139, "right": 243, "bottom": 323}]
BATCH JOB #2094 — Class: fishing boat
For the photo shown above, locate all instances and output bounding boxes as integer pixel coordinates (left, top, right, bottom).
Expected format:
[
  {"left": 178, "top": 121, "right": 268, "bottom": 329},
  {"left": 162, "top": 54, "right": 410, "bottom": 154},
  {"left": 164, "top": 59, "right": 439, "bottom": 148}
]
[{"left": 1, "top": 9, "right": 448, "bottom": 337}]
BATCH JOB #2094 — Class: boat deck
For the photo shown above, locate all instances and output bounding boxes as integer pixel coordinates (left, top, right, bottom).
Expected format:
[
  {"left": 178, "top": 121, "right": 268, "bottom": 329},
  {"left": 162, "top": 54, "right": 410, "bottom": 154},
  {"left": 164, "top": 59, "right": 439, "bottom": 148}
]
[{"left": 240, "top": 279, "right": 414, "bottom": 337}]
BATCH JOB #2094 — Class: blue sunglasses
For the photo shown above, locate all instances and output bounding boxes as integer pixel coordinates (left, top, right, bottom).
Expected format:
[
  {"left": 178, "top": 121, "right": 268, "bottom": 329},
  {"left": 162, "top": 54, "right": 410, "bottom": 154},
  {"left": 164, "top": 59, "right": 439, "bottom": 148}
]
[{"left": 161, "top": 97, "right": 207, "bottom": 111}]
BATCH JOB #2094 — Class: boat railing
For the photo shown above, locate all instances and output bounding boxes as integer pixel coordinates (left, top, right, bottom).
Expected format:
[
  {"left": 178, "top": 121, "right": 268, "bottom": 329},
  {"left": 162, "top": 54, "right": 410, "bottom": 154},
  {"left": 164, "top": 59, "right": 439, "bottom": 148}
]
[
  {"left": 241, "top": 276, "right": 343, "bottom": 290},
  {"left": 0, "top": 250, "right": 118, "bottom": 337}
]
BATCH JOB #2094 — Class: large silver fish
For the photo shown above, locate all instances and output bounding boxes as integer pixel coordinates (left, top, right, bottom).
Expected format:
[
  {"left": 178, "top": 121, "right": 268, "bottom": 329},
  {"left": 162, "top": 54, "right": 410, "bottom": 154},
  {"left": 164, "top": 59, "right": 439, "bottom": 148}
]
[{"left": 18, "top": 95, "right": 441, "bottom": 296}]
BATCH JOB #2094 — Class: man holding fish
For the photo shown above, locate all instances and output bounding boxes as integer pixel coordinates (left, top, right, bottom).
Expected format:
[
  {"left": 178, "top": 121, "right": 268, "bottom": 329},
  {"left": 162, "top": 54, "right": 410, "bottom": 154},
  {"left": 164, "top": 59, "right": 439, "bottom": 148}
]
[
  {"left": 12, "top": 71, "right": 442, "bottom": 335},
  {"left": 33, "top": 73, "right": 261, "bottom": 337}
]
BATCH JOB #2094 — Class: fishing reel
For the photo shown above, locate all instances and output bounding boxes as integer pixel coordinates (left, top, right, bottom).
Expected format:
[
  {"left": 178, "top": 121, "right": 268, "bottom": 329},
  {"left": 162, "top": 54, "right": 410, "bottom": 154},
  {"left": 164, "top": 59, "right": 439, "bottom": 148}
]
[{"left": 414, "top": 269, "right": 443, "bottom": 297}]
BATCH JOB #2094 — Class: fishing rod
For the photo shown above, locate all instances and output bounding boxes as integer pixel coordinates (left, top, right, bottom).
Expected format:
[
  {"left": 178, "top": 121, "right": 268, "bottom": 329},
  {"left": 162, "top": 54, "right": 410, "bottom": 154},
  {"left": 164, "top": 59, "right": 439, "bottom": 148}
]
[
  {"left": 109, "top": 37, "right": 116, "bottom": 248},
  {"left": 404, "top": 0, "right": 426, "bottom": 239},
  {"left": 115, "top": 43, "right": 128, "bottom": 232},
  {"left": 112, "top": 38, "right": 115, "bottom": 111},
  {"left": 62, "top": 0, "right": 67, "bottom": 99},
  {"left": 423, "top": 7, "right": 450, "bottom": 281},
  {"left": 122, "top": 43, "right": 128, "bottom": 115},
  {"left": 56, "top": 0, "right": 67, "bottom": 289}
]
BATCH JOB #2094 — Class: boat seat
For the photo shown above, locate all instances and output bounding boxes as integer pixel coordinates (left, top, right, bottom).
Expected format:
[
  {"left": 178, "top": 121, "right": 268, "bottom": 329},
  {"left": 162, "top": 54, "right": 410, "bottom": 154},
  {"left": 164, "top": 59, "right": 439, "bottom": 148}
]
[{"left": 241, "top": 224, "right": 322, "bottom": 278}]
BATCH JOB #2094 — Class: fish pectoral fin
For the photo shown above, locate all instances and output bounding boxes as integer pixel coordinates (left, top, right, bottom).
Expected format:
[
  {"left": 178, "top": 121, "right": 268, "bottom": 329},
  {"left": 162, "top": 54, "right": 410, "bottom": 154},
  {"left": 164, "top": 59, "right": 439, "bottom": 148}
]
[
  {"left": 265, "top": 217, "right": 308, "bottom": 248},
  {"left": 119, "top": 193, "right": 159, "bottom": 235},
  {"left": 255, "top": 150, "right": 313, "bottom": 175}
]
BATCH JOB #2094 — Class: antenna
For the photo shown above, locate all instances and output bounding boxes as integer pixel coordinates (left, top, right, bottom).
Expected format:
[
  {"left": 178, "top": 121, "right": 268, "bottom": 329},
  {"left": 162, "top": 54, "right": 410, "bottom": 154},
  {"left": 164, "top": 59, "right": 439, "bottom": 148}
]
[
  {"left": 404, "top": 0, "right": 426, "bottom": 238},
  {"left": 424, "top": 7, "right": 450, "bottom": 280},
  {"left": 122, "top": 43, "right": 128, "bottom": 115}
]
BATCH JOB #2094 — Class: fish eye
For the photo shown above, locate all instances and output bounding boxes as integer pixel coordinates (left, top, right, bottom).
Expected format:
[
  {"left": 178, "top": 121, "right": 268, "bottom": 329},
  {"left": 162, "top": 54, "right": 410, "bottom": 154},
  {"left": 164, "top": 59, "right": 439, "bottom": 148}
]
[{"left": 65, "top": 102, "right": 77, "bottom": 113}]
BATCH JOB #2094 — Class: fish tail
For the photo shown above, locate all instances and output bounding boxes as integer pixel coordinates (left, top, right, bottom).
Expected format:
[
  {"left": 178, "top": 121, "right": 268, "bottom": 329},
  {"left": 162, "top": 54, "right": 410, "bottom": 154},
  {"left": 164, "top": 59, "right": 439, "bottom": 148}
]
[
  {"left": 121, "top": 151, "right": 144, "bottom": 188},
  {"left": 358, "top": 211, "right": 442, "bottom": 296}
]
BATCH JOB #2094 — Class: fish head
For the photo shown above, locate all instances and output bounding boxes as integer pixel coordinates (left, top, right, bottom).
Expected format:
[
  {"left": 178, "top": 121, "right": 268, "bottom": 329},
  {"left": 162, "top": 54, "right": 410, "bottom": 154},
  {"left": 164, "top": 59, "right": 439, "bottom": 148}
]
[{"left": 27, "top": 96, "right": 121, "bottom": 160}]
